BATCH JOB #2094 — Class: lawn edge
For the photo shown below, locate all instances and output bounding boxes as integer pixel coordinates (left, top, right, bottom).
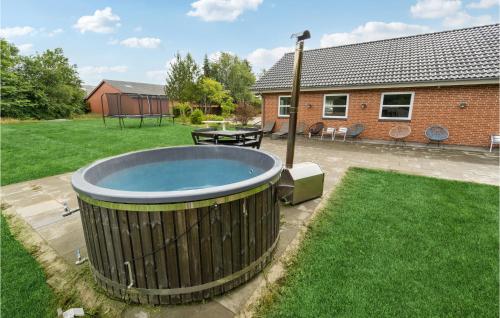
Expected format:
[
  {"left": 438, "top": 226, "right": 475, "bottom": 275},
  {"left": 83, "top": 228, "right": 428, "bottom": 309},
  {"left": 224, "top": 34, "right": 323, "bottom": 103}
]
[
  {"left": 243, "top": 167, "right": 499, "bottom": 317},
  {"left": 1, "top": 209, "right": 127, "bottom": 317},
  {"left": 237, "top": 168, "right": 356, "bottom": 318}
]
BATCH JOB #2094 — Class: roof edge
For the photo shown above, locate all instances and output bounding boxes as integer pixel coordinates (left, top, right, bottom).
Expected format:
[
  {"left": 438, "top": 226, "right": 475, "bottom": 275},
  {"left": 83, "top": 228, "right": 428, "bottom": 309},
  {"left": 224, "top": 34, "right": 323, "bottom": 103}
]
[
  {"left": 103, "top": 79, "right": 166, "bottom": 87},
  {"left": 84, "top": 80, "right": 106, "bottom": 101},
  {"left": 253, "top": 78, "right": 499, "bottom": 93}
]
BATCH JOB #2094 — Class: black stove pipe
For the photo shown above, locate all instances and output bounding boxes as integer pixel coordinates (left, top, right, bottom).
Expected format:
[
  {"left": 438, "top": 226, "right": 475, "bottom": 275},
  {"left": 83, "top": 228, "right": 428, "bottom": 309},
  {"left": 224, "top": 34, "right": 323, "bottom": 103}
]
[{"left": 286, "top": 30, "right": 310, "bottom": 169}]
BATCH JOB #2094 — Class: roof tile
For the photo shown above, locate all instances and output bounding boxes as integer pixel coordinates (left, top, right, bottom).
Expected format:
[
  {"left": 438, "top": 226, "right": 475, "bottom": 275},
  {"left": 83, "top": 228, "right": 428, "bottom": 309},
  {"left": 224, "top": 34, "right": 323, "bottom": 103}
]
[{"left": 253, "top": 24, "right": 500, "bottom": 91}]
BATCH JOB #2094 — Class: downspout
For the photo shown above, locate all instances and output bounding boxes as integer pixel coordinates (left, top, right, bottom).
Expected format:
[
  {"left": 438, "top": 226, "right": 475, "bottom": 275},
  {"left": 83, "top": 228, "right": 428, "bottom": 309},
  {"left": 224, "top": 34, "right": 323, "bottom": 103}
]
[{"left": 260, "top": 93, "right": 265, "bottom": 129}]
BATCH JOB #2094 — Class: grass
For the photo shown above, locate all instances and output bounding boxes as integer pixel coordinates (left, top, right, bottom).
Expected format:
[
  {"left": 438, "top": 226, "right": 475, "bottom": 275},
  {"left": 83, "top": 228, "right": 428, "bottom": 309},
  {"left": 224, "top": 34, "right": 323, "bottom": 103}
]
[
  {"left": 1, "top": 118, "right": 194, "bottom": 185},
  {"left": 0, "top": 214, "right": 57, "bottom": 317},
  {"left": 260, "top": 168, "right": 499, "bottom": 317}
]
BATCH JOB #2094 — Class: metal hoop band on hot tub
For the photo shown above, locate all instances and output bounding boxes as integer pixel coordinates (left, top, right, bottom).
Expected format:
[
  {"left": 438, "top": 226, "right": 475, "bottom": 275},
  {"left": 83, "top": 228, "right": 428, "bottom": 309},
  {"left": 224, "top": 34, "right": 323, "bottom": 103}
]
[
  {"left": 76, "top": 174, "right": 280, "bottom": 212},
  {"left": 89, "top": 233, "right": 279, "bottom": 297}
]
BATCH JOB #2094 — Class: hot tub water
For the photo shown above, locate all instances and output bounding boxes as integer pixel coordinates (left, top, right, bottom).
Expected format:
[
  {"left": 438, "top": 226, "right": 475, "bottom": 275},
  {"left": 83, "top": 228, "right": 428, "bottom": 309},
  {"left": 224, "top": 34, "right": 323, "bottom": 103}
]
[{"left": 96, "top": 159, "right": 265, "bottom": 191}]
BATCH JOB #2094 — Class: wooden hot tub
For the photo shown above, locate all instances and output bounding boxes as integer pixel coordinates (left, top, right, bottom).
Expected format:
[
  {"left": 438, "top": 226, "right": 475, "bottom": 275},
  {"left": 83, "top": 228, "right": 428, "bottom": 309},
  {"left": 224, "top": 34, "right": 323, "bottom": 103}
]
[{"left": 72, "top": 146, "right": 282, "bottom": 304}]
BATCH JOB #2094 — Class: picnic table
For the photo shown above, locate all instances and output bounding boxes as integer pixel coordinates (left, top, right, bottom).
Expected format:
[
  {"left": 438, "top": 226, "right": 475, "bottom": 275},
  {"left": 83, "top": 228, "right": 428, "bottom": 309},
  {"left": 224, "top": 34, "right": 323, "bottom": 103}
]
[
  {"left": 193, "top": 129, "right": 263, "bottom": 148},
  {"left": 197, "top": 129, "right": 251, "bottom": 140}
]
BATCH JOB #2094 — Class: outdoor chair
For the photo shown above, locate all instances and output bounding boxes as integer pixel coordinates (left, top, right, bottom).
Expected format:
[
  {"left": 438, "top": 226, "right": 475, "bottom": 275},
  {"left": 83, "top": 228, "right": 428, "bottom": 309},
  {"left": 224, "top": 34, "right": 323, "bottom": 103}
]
[
  {"left": 308, "top": 122, "right": 324, "bottom": 138},
  {"left": 262, "top": 121, "right": 276, "bottom": 136},
  {"left": 389, "top": 125, "right": 411, "bottom": 145},
  {"left": 347, "top": 123, "right": 365, "bottom": 139},
  {"left": 321, "top": 127, "right": 336, "bottom": 141},
  {"left": 425, "top": 125, "right": 449, "bottom": 146},
  {"left": 336, "top": 127, "right": 349, "bottom": 142},
  {"left": 490, "top": 134, "right": 500, "bottom": 152},
  {"left": 271, "top": 122, "right": 289, "bottom": 140}
]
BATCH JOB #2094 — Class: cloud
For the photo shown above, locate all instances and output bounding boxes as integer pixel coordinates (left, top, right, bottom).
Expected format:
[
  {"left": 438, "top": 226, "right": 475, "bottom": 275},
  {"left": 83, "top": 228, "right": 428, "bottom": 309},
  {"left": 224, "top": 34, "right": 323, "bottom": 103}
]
[
  {"left": 146, "top": 58, "right": 176, "bottom": 83},
  {"left": 73, "top": 7, "right": 121, "bottom": 34},
  {"left": 246, "top": 46, "right": 293, "bottom": 71},
  {"left": 409, "top": 0, "right": 496, "bottom": 26},
  {"left": 47, "top": 28, "right": 63, "bottom": 37},
  {"left": 120, "top": 37, "right": 161, "bottom": 48},
  {"left": 133, "top": 26, "right": 143, "bottom": 32},
  {"left": 17, "top": 43, "right": 34, "bottom": 54},
  {"left": 0, "top": 26, "right": 64, "bottom": 40},
  {"left": 320, "top": 22, "right": 432, "bottom": 47},
  {"left": 79, "top": 65, "right": 128, "bottom": 76},
  {"left": 442, "top": 11, "right": 494, "bottom": 26},
  {"left": 0, "top": 26, "right": 35, "bottom": 39},
  {"left": 467, "top": 0, "right": 499, "bottom": 8},
  {"left": 411, "top": 0, "right": 462, "bottom": 18},
  {"left": 187, "top": 0, "right": 263, "bottom": 22}
]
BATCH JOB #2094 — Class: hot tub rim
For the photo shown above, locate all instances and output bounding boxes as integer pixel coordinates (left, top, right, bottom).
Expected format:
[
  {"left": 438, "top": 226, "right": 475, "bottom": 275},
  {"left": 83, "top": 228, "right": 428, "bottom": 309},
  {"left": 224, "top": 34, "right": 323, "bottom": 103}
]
[{"left": 71, "top": 145, "right": 283, "bottom": 204}]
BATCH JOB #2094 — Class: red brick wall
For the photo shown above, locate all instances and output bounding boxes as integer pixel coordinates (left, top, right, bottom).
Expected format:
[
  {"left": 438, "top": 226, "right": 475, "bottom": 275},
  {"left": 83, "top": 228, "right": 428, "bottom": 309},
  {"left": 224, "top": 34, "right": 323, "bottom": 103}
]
[
  {"left": 262, "top": 84, "right": 499, "bottom": 147},
  {"left": 86, "top": 82, "right": 170, "bottom": 115},
  {"left": 86, "top": 82, "right": 121, "bottom": 114}
]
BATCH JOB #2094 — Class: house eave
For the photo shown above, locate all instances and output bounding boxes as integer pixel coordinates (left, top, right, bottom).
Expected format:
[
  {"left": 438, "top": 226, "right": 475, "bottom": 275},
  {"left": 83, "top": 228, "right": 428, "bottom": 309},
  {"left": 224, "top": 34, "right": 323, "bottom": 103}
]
[{"left": 252, "top": 78, "right": 499, "bottom": 94}]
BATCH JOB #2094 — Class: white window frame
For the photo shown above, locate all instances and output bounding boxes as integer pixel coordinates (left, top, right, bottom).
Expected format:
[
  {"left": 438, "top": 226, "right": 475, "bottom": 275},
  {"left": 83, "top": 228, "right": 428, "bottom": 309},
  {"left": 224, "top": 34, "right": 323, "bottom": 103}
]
[
  {"left": 323, "top": 94, "right": 349, "bottom": 119},
  {"left": 278, "top": 95, "right": 291, "bottom": 118},
  {"left": 379, "top": 92, "right": 415, "bottom": 120}
]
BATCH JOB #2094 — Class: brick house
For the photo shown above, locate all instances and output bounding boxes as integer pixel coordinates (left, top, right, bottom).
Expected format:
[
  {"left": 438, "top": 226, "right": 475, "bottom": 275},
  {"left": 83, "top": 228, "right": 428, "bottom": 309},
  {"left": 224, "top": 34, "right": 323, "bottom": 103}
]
[
  {"left": 85, "top": 79, "right": 170, "bottom": 115},
  {"left": 253, "top": 24, "right": 499, "bottom": 147}
]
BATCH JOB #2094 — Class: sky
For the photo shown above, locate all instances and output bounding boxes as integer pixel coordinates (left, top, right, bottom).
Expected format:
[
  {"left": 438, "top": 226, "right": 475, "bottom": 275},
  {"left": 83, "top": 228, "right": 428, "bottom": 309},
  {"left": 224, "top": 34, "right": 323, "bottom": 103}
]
[{"left": 1, "top": 0, "right": 498, "bottom": 85}]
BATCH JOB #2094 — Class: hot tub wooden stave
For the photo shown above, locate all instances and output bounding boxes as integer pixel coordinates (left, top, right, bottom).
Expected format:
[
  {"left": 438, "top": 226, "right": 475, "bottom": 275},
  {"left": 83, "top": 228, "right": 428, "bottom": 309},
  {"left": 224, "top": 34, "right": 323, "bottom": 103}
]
[{"left": 77, "top": 181, "right": 280, "bottom": 305}]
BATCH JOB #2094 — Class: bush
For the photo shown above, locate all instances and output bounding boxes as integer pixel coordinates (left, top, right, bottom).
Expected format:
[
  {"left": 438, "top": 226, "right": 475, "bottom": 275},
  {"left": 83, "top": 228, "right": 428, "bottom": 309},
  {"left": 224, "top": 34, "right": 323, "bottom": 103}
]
[
  {"left": 203, "top": 114, "right": 224, "bottom": 121},
  {"left": 234, "top": 103, "right": 257, "bottom": 126},
  {"left": 173, "top": 102, "right": 192, "bottom": 118},
  {"left": 190, "top": 109, "right": 204, "bottom": 124},
  {"left": 221, "top": 100, "right": 236, "bottom": 117}
]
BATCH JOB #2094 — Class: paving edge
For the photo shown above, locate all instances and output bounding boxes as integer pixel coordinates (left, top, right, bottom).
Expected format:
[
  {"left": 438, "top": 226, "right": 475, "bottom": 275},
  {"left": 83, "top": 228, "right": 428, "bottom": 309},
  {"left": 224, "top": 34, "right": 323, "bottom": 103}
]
[
  {"left": 1, "top": 208, "right": 127, "bottom": 317},
  {"left": 236, "top": 176, "right": 341, "bottom": 317}
]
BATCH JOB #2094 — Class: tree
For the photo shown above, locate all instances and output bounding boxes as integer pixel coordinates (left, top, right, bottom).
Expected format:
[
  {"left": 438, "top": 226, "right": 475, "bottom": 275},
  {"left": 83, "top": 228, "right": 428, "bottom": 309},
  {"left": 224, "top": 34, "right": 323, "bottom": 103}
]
[
  {"left": 209, "top": 52, "right": 256, "bottom": 104},
  {"left": 1, "top": 41, "right": 85, "bottom": 119},
  {"left": 165, "top": 52, "right": 200, "bottom": 104},
  {"left": 220, "top": 99, "right": 236, "bottom": 117},
  {"left": 0, "top": 39, "right": 34, "bottom": 118},
  {"left": 18, "top": 48, "right": 86, "bottom": 119},
  {"left": 197, "top": 77, "right": 233, "bottom": 114},
  {"left": 202, "top": 54, "right": 211, "bottom": 77}
]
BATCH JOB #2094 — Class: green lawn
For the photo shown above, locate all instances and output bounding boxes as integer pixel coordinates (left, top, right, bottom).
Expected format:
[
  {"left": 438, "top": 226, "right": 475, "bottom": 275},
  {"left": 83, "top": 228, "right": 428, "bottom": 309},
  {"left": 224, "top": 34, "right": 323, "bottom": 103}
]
[
  {"left": 1, "top": 118, "right": 194, "bottom": 185},
  {"left": 260, "top": 168, "right": 499, "bottom": 317},
  {"left": 1, "top": 214, "right": 57, "bottom": 317}
]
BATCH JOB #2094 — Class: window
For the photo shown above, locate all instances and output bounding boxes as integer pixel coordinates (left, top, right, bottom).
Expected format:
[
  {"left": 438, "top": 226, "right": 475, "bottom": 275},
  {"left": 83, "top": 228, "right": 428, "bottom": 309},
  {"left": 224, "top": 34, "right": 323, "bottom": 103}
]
[
  {"left": 379, "top": 92, "right": 414, "bottom": 120},
  {"left": 278, "top": 96, "right": 291, "bottom": 117},
  {"left": 323, "top": 94, "right": 349, "bottom": 118}
]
